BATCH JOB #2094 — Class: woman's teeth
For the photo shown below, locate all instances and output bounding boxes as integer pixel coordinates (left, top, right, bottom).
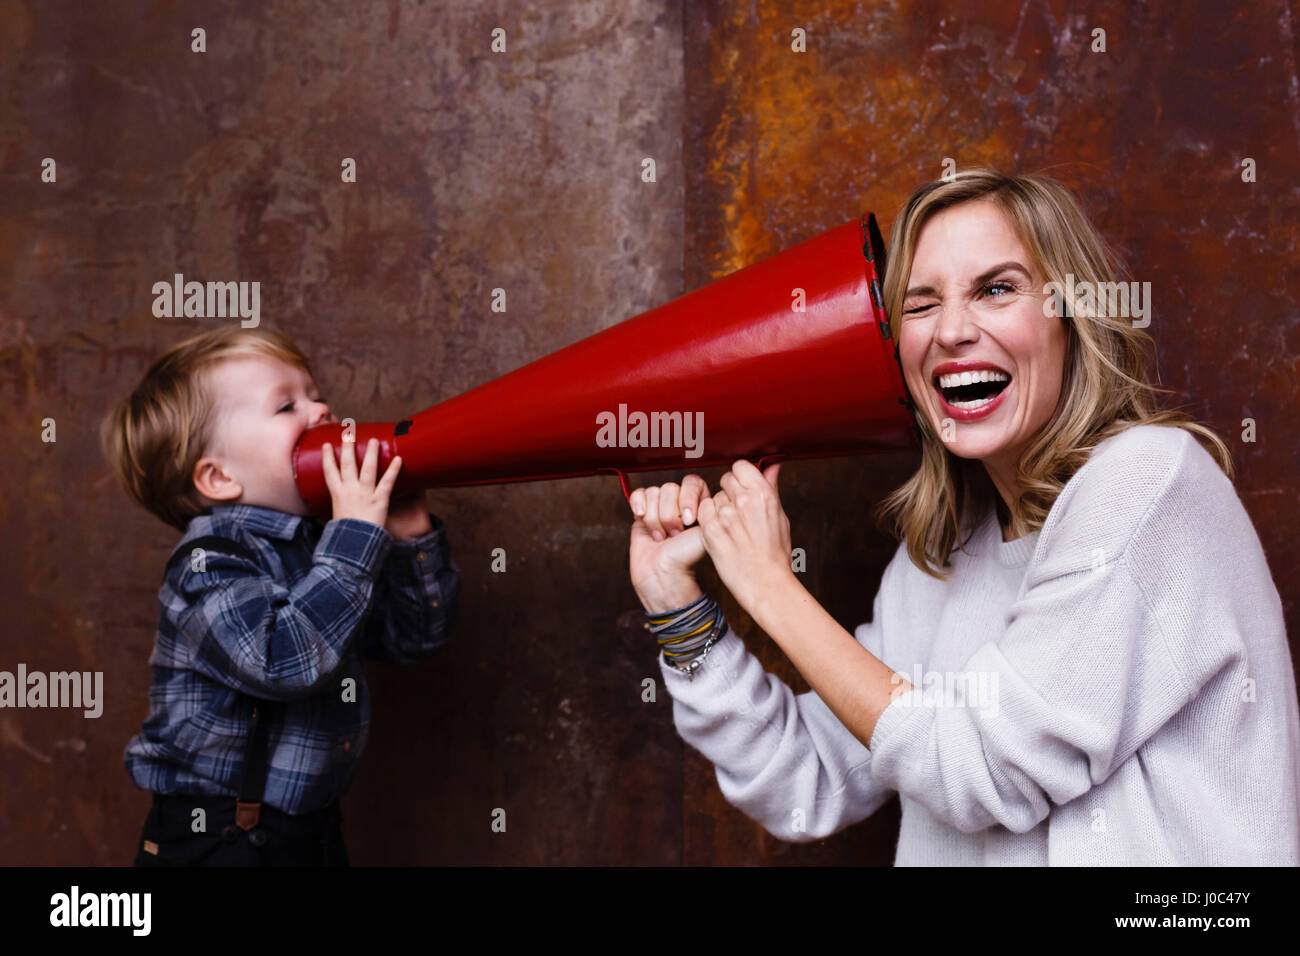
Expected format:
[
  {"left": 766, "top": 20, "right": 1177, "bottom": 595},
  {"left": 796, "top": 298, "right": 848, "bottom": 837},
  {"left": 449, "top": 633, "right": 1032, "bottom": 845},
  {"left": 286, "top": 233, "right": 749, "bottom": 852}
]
[
  {"left": 933, "top": 369, "right": 1011, "bottom": 409},
  {"left": 947, "top": 393, "right": 999, "bottom": 409},
  {"left": 936, "top": 370, "right": 1010, "bottom": 388}
]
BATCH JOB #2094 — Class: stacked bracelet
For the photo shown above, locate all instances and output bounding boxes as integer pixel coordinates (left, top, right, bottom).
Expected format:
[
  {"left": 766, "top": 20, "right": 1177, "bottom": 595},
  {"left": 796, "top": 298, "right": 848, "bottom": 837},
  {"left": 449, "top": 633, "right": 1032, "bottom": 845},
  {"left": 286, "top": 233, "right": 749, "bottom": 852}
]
[{"left": 646, "top": 594, "right": 727, "bottom": 680}]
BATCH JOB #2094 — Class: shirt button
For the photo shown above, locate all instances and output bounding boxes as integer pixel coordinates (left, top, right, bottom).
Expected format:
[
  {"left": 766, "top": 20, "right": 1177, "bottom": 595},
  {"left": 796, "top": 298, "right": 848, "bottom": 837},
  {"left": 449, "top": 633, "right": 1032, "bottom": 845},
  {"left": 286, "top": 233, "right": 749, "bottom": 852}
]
[
  {"left": 430, "top": 599, "right": 439, "bottom": 608},
  {"left": 415, "top": 551, "right": 426, "bottom": 562}
]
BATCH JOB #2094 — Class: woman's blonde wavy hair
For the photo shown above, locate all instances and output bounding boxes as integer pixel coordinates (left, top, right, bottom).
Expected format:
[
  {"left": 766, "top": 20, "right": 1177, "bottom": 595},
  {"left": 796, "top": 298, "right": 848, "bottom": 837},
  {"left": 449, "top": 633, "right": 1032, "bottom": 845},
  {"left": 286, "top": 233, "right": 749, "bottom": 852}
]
[{"left": 874, "top": 168, "right": 1233, "bottom": 580}]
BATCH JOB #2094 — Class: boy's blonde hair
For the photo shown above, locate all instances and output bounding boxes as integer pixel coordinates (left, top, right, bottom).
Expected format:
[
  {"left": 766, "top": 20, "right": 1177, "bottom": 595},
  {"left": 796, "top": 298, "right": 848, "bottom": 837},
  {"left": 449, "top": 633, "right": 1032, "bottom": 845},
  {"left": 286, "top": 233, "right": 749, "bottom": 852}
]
[
  {"left": 875, "top": 167, "right": 1234, "bottom": 580},
  {"left": 100, "top": 327, "right": 315, "bottom": 531}
]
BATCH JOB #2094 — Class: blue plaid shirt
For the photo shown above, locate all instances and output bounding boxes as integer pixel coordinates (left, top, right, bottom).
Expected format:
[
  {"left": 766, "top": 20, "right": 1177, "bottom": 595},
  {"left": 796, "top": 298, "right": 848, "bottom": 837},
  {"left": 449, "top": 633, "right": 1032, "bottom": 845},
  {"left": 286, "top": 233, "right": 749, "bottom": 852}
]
[{"left": 124, "top": 502, "right": 461, "bottom": 814}]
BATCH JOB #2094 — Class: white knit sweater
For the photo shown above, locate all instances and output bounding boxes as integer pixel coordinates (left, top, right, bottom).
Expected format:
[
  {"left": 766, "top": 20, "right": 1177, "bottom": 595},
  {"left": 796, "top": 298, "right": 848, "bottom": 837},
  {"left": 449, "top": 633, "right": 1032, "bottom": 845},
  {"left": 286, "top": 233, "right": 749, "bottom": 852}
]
[{"left": 659, "top": 424, "right": 1300, "bottom": 864}]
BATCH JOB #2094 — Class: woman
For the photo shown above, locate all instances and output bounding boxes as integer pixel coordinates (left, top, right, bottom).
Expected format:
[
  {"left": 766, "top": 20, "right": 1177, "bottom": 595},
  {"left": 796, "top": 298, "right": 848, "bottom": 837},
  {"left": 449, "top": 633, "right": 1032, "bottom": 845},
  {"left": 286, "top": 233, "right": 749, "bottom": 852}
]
[{"left": 627, "top": 168, "right": 1300, "bottom": 865}]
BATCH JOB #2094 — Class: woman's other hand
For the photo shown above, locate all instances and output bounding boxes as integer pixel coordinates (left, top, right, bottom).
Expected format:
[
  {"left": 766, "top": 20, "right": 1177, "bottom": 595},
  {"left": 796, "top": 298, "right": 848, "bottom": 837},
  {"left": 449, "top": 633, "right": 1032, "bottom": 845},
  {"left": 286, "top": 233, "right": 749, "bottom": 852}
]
[
  {"left": 628, "top": 475, "right": 709, "bottom": 614},
  {"left": 698, "top": 460, "right": 793, "bottom": 615}
]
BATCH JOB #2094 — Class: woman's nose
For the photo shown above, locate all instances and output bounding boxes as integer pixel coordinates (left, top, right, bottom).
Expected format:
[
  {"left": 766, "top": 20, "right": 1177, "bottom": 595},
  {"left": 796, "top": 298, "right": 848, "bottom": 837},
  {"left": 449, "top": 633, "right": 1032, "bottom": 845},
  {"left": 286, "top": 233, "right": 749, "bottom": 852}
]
[{"left": 933, "top": 299, "right": 980, "bottom": 347}]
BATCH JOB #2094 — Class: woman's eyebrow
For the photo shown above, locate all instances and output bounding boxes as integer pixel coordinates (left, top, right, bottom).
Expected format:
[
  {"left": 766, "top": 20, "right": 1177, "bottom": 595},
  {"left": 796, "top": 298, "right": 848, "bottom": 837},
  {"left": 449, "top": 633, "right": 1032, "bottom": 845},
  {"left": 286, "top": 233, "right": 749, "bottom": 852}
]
[
  {"left": 904, "top": 261, "right": 1031, "bottom": 299},
  {"left": 969, "top": 261, "right": 1031, "bottom": 289}
]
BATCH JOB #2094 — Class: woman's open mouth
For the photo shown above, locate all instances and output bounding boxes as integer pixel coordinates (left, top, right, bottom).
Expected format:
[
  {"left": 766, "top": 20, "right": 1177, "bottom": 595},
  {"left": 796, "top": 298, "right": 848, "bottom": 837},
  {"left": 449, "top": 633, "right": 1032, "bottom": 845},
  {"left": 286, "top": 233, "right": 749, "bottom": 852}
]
[{"left": 932, "top": 370, "right": 1012, "bottom": 421}]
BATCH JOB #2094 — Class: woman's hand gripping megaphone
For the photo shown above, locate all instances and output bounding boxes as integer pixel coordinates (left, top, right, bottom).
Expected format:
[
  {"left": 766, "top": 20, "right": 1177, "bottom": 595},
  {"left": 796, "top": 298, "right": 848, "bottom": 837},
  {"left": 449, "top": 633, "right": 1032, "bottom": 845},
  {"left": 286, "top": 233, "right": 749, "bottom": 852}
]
[{"left": 628, "top": 475, "right": 709, "bottom": 615}]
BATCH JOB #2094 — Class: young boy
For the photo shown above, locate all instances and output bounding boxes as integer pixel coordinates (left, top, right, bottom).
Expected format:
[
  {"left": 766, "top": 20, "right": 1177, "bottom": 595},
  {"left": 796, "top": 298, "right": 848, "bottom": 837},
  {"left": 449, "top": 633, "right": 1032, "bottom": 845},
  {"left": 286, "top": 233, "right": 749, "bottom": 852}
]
[{"left": 101, "top": 326, "right": 461, "bottom": 865}]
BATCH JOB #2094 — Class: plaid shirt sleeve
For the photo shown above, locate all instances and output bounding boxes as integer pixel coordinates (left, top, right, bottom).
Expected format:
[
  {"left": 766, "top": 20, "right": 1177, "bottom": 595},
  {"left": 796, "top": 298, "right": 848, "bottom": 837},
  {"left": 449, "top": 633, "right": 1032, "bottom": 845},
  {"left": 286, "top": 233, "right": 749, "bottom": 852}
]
[
  {"left": 360, "top": 511, "right": 461, "bottom": 665},
  {"left": 172, "top": 517, "right": 393, "bottom": 699}
]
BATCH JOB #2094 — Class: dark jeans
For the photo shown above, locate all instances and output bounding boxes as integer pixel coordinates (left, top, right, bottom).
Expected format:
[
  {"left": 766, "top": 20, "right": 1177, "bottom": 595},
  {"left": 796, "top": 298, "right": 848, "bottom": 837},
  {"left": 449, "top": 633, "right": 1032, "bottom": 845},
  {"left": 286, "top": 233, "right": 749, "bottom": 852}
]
[{"left": 133, "top": 792, "right": 348, "bottom": 867}]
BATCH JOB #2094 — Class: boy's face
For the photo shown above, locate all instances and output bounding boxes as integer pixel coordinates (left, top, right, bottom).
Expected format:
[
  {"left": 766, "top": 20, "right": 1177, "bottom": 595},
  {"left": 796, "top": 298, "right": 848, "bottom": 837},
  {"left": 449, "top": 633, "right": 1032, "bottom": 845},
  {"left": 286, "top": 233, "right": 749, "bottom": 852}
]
[{"left": 193, "top": 354, "right": 336, "bottom": 515}]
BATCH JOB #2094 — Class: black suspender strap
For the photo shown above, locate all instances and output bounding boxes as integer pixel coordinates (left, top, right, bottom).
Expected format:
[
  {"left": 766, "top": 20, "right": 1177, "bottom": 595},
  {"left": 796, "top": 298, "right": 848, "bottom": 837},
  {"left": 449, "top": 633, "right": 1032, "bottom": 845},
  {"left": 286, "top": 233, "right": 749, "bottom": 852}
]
[
  {"left": 235, "top": 700, "right": 275, "bottom": 832},
  {"left": 163, "top": 534, "right": 276, "bottom": 834}
]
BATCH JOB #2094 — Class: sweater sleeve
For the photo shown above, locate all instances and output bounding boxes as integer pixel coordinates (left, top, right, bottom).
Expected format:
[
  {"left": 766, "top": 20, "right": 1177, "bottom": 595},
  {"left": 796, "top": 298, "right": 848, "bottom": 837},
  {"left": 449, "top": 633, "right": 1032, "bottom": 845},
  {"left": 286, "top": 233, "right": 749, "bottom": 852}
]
[
  {"left": 659, "top": 562, "right": 900, "bottom": 842},
  {"left": 866, "top": 430, "right": 1235, "bottom": 835}
]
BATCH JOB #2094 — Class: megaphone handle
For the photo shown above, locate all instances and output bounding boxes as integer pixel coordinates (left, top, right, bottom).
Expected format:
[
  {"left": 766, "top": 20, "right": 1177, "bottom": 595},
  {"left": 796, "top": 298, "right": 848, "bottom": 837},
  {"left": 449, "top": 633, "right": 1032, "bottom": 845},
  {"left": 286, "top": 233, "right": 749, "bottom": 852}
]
[
  {"left": 597, "top": 467, "right": 634, "bottom": 503},
  {"left": 603, "top": 455, "right": 788, "bottom": 505}
]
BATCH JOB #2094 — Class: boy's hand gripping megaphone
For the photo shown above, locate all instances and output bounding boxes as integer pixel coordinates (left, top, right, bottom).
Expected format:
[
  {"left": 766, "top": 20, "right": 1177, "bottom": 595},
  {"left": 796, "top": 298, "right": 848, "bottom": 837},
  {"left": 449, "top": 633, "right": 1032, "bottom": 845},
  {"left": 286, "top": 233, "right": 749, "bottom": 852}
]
[{"left": 292, "top": 213, "right": 918, "bottom": 516}]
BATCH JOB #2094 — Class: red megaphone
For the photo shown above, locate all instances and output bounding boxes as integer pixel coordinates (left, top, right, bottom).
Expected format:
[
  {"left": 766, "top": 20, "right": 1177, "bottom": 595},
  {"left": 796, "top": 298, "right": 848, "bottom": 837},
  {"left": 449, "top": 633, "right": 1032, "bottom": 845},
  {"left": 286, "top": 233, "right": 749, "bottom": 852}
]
[{"left": 292, "top": 213, "right": 919, "bottom": 516}]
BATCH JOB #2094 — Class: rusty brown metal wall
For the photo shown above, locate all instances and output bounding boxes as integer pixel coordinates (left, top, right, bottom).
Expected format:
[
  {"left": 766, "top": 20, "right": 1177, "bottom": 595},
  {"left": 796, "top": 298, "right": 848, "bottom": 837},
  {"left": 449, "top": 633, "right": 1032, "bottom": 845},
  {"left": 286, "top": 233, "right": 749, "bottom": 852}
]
[{"left": 2, "top": 0, "right": 1297, "bottom": 866}]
